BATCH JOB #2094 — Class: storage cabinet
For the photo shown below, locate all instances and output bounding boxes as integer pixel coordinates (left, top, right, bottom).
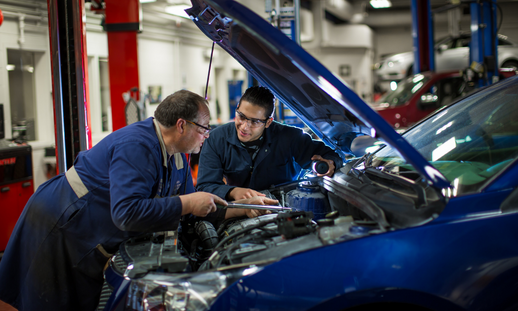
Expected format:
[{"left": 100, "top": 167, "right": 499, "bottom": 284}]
[{"left": 0, "top": 145, "right": 33, "bottom": 252}]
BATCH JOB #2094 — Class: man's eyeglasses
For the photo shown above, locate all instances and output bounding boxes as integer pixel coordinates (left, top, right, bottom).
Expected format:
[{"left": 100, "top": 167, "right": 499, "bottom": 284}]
[
  {"left": 185, "top": 120, "right": 211, "bottom": 135},
  {"left": 235, "top": 110, "right": 269, "bottom": 128}
]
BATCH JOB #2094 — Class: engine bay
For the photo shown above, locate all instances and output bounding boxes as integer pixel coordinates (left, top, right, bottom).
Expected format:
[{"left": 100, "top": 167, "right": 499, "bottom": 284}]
[
  {"left": 98, "top": 168, "right": 447, "bottom": 310},
  {"left": 111, "top": 174, "right": 396, "bottom": 278}
]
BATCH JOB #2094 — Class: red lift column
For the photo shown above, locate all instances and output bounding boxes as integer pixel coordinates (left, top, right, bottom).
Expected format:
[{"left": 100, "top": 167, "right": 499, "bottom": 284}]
[{"left": 104, "top": 0, "right": 141, "bottom": 131}]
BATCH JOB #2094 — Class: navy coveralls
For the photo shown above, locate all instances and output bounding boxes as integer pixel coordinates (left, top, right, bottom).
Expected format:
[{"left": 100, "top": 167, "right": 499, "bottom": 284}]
[
  {"left": 0, "top": 118, "right": 194, "bottom": 310},
  {"left": 196, "top": 121, "right": 343, "bottom": 199}
]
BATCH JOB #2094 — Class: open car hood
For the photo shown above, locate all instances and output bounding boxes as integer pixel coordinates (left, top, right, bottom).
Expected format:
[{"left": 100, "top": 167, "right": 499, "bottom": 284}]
[{"left": 186, "top": 0, "right": 451, "bottom": 189}]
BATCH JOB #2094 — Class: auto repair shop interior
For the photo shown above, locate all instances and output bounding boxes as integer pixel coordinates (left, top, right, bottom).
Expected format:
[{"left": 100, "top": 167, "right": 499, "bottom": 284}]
[{"left": 1, "top": 0, "right": 518, "bottom": 310}]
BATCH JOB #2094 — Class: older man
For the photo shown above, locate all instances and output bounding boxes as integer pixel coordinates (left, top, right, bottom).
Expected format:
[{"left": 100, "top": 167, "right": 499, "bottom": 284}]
[{"left": 0, "top": 90, "right": 276, "bottom": 311}]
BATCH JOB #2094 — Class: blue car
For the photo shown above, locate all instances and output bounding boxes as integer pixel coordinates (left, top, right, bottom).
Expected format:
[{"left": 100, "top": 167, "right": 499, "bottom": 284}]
[{"left": 100, "top": 1, "right": 518, "bottom": 310}]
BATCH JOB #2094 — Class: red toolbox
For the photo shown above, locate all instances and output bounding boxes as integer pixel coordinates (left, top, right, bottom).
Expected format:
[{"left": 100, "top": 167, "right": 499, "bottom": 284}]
[{"left": 0, "top": 145, "right": 33, "bottom": 253}]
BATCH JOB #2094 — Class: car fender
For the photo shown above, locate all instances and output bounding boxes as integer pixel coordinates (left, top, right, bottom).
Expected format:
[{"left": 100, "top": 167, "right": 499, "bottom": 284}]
[{"left": 306, "top": 288, "right": 466, "bottom": 311}]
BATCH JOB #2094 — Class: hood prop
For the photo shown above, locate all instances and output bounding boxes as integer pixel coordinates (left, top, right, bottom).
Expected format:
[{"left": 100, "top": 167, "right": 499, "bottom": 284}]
[{"left": 204, "top": 41, "right": 215, "bottom": 100}]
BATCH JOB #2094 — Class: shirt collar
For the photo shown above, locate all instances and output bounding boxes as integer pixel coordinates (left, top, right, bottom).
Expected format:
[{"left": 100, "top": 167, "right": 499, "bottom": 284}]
[
  {"left": 153, "top": 118, "right": 184, "bottom": 170},
  {"left": 153, "top": 118, "right": 168, "bottom": 168}
]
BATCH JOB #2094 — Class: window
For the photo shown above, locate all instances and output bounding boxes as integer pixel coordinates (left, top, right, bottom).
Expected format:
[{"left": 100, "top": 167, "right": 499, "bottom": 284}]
[{"left": 7, "top": 49, "right": 37, "bottom": 141}]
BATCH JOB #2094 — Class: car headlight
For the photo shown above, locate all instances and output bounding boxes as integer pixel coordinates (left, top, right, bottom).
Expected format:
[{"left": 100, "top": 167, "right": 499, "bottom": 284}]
[
  {"left": 124, "top": 266, "right": 263, "bottom": 311},
  {"left": 387, "top": 59, "right": 400, "bottom": 67}
]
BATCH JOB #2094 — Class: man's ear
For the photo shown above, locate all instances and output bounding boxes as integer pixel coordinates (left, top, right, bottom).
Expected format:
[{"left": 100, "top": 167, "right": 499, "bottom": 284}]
[
  {"left": 177, "top": 119, "right": 186, "bottom": 134},
  {"left": 265, "top": 118, "right": 273, "bottom": 128}
]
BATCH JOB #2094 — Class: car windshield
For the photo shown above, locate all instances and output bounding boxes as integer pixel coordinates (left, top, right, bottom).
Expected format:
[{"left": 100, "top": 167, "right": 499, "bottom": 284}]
[
  {"left": 370, "top": 77, "right": 518, "bottom": 196},
  {"left": 377, "top": 74, "right": 431, "bottom": 107}
]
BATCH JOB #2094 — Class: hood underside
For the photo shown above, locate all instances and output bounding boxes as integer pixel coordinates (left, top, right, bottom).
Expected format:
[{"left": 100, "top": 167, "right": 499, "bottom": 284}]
[{"left": 186, "top": 0, "right": 451, "bottom": 189}]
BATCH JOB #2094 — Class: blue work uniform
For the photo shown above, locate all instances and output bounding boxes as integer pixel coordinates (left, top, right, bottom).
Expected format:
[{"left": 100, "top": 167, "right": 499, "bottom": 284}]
[
  {"left": 0, "top": 118, "right": 194, "bottom": 311},
  {"left": 196, "top": 121, "right": 343, "bottom": 199}
]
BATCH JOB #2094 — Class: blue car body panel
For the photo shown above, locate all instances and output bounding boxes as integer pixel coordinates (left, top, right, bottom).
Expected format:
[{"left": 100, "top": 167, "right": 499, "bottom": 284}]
[{"left": 209, "top": 197, "right": 518, "bottom": 310}]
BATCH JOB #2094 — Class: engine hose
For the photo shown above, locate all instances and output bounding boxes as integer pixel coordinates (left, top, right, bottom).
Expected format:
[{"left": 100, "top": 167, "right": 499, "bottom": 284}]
[
  {"left": 216, "top": 216, "right": 247, "bottom": 237},
  {"left": 212, "top": 230, "right": 279, "bottom": 269},
  {"left": 195, "top": 221, "right": 219, "bottom": 250},
  {"left": 213, "top": 219, "right": 277, "bottom": 252}
]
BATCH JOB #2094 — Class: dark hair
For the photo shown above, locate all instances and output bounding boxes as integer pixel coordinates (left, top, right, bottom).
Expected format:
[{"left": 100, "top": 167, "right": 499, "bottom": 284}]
[
  {"left": 238, "top": 86, "right": 275, "bottom": 118},
  {"left": 154, "top": 90, "right": 207, "bottom": 127}
]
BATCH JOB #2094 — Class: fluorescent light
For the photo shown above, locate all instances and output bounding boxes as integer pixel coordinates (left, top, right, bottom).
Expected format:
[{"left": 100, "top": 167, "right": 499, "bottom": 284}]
[
  {"left": 140, "top": 0, "right": 156, "bottom": 3},
  {"left": 370, "top": 0, "right": 392, "bottom": 9},
  {"left": 165, "top": 4, "right": 191, "bottom": 18},
  {"left": 6, "top": 64, "right": 15, "bottom": 71}
]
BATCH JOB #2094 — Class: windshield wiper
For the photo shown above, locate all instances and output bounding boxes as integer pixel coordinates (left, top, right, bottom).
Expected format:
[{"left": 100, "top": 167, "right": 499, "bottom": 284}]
[
  {"left": 340, "top": 153, "right": 377, "bottom": 184},
  {"left": 365, "top": 167, "right": 428, "bottom": 209}
]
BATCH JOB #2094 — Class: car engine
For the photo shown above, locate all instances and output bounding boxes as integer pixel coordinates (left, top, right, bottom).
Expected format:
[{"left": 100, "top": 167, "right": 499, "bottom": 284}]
[{"left": 104, "top": 175, "right": 385, "bottom": 277}]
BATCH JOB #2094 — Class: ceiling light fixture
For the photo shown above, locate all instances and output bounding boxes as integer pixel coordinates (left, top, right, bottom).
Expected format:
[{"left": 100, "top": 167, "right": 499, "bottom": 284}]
[
  {"left": 139, "top": 0, "right": 156, "bottom": 3},
  {"left": 370, "top": 0, "right": 392, "bottom": 9},
  {"left": 165, "top": 4, "right": 191, "bottom": 18}
]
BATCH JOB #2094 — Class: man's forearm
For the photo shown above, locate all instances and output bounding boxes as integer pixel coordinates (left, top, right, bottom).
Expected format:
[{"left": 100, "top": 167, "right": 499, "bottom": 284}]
[{"left": 224, "top": 208, "right": 247, "bottom": 219}]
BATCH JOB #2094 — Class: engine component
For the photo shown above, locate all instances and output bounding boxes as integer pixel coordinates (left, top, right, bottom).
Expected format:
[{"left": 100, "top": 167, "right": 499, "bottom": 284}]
[
  {"left": 120, "top": 231, "right": 188, "bottom": 278},
  {"left": 286, "top": 181, "right": 330, "bottom": 220},
  {"left": 312, "top": 160, "right": 329, "bottom": 174},
  {"left": 277, "top": 211, "right": 316, "bottom": 239},
  {"left": 195, "top": 221, "right": 218, "bottom": 251}
]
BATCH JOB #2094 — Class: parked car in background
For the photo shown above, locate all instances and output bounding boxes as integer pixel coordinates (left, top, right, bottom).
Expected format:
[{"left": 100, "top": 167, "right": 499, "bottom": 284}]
[
  {"left": 371, "top": 71, "right": 464, "bottom": 129},
  {"left": 376, "top": 33, "right": 518, "bottom": 81},
  {"left": 372, "top": 68, "right": 517, "bottom": 130},
  {"left": 99, "top": 1, "right": 518, "bottom": 310}
]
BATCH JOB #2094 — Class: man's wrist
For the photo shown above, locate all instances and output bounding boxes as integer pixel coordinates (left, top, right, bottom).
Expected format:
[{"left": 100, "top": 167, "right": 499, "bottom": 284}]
[
  {"left": 226, "top": 187, "right": 237, "bottom": 201},
  {"left": 179, "top": 195, "right": 192, "bottom": 215}
]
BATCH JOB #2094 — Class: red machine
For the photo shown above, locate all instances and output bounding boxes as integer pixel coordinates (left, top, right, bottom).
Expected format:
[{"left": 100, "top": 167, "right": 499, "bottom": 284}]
[{"left": 0, "top": 145, "right": 33, "bottom": 252}]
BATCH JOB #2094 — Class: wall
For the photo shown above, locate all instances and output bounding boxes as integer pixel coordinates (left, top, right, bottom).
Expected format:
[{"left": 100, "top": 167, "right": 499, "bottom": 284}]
[
  {"left": 0, "top": 12, "right": 54, "bottom": 191},
  {"left": 0, "top": 3, "right": 247, "bottom": 190}
]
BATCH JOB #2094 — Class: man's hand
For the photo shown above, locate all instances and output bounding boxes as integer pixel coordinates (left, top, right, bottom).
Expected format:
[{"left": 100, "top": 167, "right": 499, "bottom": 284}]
[
  {"left": 236, "top": 196, "right": 279, "bottom": 206},
  {"left": 180, "top": 192, "right": 228, "bottom": 217},
  {"left": 229, "top": 187, "right": 266, "bottom": 200},
  {"left": 233, "top": 196, "right": 279, "bottom": 218},
  {"left": 311, "top": 155, "right": 336, "bottom": 177}
]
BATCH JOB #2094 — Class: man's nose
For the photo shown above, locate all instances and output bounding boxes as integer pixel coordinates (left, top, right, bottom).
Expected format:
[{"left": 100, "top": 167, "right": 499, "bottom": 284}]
[{"left": 241, "top": 120, "right": 251, "bottom": 129}]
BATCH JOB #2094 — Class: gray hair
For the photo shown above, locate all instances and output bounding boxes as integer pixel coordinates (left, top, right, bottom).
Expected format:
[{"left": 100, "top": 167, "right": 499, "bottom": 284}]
[{"left": 154, "top": 90, "right": 208, "bottom": 127}]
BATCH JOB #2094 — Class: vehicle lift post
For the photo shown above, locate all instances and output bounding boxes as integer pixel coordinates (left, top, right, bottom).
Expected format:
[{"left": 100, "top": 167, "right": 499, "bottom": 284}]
[
  {"left": 411, "top": 0, "right": 435, "bottom": 75},
  {"left": 104, "top": 0, "right": 142, "bottom": 131},
  {"left": 470, "top": 0, "right": 498, "bottom": 87}
]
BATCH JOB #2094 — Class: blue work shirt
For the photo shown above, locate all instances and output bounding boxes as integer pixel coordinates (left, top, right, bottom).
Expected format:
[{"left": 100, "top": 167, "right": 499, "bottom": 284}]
[
  {"left": 0, "top": 117, "right": 194, "bottom": 311},
  {"left": 197, "top": 121, "right": 343, "bottom": 199}
]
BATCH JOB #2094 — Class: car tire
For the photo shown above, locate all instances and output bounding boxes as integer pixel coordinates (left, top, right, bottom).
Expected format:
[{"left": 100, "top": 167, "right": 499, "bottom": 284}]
[{"left": 502, "top": 60, "right": 518, "bottom": 70}]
